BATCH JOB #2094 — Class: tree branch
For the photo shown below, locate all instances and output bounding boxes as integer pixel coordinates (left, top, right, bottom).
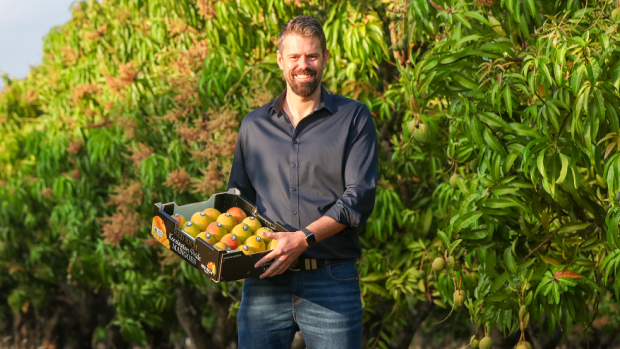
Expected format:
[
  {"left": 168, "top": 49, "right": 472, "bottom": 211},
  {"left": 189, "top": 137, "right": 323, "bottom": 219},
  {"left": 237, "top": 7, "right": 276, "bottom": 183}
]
[{"left": 522, "top": 222, "right": 598, "bottom": 262}]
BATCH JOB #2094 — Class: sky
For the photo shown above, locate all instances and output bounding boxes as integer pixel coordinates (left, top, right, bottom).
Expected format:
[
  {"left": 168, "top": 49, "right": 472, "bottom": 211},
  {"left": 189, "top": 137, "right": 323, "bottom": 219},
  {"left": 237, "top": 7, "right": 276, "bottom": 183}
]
[{"left": 0, "top": 0, "right": 78, "bottom": 89}]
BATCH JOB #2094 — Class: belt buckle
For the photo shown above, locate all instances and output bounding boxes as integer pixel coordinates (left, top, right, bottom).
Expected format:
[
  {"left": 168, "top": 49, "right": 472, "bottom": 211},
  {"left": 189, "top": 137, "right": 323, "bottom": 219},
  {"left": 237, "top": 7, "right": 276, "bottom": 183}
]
[{"left": 289, "top": 258, "right": 300, "bottom": 272}]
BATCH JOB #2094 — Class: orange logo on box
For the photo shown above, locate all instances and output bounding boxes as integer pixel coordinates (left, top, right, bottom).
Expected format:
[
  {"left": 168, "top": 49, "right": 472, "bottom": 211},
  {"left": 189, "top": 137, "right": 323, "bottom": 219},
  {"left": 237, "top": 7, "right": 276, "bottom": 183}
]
[
  {"left": 202, "top": 262, "right": 217, "bottom": 276},
  {"left": 152, "top": 216, "right": 170, "bottom": 249}
]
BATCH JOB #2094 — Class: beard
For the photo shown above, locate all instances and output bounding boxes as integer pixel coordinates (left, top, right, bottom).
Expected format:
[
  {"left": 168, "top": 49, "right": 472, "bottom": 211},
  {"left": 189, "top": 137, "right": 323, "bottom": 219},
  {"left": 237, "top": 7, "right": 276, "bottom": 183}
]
[{"left": 285, "top": 67, "right": 323, "bottom": 97}]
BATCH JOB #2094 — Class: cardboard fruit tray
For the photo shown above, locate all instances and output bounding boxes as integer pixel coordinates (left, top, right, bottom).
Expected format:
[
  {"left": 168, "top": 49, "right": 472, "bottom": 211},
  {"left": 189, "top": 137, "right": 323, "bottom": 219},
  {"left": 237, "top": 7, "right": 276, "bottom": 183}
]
[{"left": 151, "top": 188, "right": 285, "bottom": 282}]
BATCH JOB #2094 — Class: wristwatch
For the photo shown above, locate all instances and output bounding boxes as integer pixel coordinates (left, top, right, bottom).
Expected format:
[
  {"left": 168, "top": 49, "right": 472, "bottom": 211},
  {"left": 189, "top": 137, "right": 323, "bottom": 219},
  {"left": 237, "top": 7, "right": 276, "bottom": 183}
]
[{"left": 302, "top": 228, "right": 317, "bottom": 247}]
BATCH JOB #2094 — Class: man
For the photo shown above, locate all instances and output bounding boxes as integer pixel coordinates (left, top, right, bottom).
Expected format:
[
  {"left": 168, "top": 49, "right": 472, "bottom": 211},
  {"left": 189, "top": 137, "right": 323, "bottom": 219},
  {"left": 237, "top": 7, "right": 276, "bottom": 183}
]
[{"left": 227, "top": 15, "right": 378, "bottom": 349}]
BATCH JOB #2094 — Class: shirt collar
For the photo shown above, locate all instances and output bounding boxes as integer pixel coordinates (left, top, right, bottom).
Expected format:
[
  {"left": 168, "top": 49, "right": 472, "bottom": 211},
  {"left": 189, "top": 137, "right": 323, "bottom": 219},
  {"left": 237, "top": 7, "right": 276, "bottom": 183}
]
[{"left": 267, "top": 85, "right": 335, "bottom": 116}]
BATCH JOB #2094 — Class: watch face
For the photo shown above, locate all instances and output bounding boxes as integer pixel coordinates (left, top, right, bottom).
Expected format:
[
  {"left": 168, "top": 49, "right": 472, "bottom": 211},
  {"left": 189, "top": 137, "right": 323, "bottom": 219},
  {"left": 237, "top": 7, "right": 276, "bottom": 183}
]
[{"left": 306, "top": 233, "right": 317, "bottom": 247}]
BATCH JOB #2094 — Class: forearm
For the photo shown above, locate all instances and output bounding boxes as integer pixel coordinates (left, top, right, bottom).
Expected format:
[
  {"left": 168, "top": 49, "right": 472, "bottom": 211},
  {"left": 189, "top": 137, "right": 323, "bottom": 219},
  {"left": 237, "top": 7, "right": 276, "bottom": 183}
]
[{"left": 305, "top": 216, "right": 346, "bottom": 244}]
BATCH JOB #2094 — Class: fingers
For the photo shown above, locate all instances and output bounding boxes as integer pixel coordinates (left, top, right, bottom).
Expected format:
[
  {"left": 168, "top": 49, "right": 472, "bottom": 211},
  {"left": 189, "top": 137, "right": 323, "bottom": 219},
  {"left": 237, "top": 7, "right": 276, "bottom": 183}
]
[
  {"left": 254, "top": 249, "right": 278, "bottom": 268},
  {"left": 260, "top": 231, "right": 281, "bottom": 240},
  {"left": 260, "top": 258, "right": 293, "bottom": 279}
]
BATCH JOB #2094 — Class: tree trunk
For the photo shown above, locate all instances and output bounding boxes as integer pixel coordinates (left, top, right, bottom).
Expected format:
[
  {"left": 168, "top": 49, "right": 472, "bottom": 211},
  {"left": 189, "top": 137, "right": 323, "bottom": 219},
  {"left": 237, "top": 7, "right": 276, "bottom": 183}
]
[
  {"left": 394, "top": 300, "right": 435, "bottom": 349},
  {"left": 175, "top": 287, "right": 214, "bottom": 349},
  {"left": 205, "top": 284, "right": 239, "bottom": 348}
]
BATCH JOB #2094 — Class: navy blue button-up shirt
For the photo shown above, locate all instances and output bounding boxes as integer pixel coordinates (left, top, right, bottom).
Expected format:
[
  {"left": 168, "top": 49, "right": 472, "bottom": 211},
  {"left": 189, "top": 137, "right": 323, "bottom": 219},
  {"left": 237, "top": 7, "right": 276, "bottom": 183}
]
[{"left": 227, "top": 86, "right": 378, "bottom": 260}]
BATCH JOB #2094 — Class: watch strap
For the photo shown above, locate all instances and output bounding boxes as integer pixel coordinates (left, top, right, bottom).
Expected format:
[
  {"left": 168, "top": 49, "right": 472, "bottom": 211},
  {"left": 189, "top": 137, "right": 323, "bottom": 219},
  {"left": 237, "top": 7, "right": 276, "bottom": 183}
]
[{"left": 301, "top": 228, "right": 316, "bottom": 247}]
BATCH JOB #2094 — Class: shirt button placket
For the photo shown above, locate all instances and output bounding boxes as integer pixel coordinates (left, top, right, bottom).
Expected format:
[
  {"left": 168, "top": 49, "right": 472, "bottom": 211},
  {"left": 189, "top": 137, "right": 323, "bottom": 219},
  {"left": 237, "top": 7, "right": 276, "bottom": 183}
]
[{"left": 290, "top": 137, "right": 300, "bottom": 228}]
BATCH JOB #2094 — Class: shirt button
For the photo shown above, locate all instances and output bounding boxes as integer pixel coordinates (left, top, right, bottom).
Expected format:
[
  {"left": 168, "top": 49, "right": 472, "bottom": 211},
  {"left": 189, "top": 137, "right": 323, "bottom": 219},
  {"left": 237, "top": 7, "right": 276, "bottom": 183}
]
[
  {"left": 293, "top": 211, "right": 297, "bottom": 215},
  {"left": 291, "top": 163, "right": 296, "bottom": 168},
  {"left": 292, "top": 188, "right": 297, "bottom": 191}
]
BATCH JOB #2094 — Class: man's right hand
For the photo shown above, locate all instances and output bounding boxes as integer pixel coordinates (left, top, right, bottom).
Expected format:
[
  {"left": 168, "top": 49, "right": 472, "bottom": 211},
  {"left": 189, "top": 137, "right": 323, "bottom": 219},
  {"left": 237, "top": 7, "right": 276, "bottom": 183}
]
[{"left": 254, "top": 231, "right": 307, "bottom": 278}]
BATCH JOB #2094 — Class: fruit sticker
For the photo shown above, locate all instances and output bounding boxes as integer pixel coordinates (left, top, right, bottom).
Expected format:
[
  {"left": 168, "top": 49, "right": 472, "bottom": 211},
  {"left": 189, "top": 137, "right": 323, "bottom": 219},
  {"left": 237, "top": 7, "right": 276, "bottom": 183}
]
[
  {"left": 151, "top": 216, "right": 170, "bottom": 249},
  {"left": 201, "top": 261, "right": 217, "bottom": 276}
]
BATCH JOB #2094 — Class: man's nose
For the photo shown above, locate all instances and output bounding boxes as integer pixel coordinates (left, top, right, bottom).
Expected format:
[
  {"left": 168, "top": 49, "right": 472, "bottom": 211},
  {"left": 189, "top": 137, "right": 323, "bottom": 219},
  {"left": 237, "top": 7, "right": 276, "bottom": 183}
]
[{"left": 298, "top": 56, "right": 311, "bottom": 70}]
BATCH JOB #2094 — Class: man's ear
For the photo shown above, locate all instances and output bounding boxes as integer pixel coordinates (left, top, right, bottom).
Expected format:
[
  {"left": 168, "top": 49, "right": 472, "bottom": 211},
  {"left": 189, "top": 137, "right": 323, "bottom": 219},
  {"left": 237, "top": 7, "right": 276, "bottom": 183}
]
[
  {"left": 276, "top": 50, "right": 284, "bottom": 70},
  {"left": 323, "top": 49, "right": 330, "bottom": 68}
]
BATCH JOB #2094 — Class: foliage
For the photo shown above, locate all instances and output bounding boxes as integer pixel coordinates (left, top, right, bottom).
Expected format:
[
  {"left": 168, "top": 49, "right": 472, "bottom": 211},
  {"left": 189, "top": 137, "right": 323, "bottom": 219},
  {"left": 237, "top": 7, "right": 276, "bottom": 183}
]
[
  {"left": 390, "top": 0, "right": 620, "bottom": 344},
  {"left": 1, "top": 0, "right": 620, "bottom": 348}
]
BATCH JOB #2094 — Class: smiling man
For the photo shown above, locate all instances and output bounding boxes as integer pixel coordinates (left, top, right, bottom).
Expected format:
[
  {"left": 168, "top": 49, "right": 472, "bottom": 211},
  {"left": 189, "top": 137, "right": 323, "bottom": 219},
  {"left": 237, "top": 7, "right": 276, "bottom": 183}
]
[{"left": 228, "top": 15, "right": 378, "bottom": 349}]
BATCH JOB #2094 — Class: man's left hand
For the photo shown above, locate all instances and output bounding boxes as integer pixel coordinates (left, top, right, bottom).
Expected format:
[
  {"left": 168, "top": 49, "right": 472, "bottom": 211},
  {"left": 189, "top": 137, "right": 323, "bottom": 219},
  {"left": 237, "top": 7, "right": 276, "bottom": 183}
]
[{"left": 255, "top": 231, "right": 307, "bottom": 278}]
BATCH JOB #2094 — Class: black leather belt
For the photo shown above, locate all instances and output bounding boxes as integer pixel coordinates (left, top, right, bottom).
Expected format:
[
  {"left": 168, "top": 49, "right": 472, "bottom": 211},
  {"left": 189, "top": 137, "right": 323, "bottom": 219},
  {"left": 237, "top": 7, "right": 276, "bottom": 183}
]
[{"left": 289, "top": 258, "right": 356, "bottom": 271}]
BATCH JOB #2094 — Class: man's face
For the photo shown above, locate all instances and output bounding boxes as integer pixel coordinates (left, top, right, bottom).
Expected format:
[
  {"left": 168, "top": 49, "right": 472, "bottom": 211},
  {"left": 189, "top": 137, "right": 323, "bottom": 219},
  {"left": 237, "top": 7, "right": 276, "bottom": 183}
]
[{"left": 277, "top": 34, "right": 329, "bottom": 97}]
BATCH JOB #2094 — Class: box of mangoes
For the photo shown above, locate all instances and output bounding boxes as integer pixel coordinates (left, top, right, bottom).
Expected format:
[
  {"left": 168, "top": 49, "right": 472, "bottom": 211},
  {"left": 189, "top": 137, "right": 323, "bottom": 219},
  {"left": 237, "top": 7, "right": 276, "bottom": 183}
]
[{"left": 151, "top": 188, "right": 285, "bottom": 282}]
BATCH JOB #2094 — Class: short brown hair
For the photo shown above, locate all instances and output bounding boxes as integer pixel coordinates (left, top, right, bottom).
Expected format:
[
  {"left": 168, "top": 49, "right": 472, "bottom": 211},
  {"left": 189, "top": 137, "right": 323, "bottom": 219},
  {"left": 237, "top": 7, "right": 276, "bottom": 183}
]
[{"left": 277, "top": 16, "right": 327, "bottom": 53}]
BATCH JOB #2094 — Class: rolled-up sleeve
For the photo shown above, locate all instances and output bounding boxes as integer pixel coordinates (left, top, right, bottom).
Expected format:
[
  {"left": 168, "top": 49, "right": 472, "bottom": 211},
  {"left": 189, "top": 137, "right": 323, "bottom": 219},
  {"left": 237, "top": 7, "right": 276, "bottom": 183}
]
[
  {"left": 324, "top": 105, "right": 378, "bottom": 228},
  {"left": 227, "top": 123, "right": 257, "bottom": 204}
]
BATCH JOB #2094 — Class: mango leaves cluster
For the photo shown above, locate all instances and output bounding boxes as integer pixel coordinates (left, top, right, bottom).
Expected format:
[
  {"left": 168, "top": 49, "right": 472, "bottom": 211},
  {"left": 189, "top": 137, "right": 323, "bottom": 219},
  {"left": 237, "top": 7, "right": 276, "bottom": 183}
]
[
  {"left": 3, "top": 0, "right": 620, "bottom": 347},
  {"left": 0, "top": 0, "right": 397, "bottom": 346},
  {"left": 397, "top": 0, "right": 620, "bottom": 338}
]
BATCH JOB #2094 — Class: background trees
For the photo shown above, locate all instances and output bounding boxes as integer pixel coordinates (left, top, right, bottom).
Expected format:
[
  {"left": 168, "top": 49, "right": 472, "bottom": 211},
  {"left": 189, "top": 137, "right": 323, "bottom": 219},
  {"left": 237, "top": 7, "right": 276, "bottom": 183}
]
[{"left": 1, "top": 0, "right": 620, "bottom": 348}]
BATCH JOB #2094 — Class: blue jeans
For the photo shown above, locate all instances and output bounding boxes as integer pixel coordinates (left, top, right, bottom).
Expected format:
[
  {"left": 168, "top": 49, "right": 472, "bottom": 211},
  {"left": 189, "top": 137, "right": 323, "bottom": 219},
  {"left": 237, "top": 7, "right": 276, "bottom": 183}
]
[{"left": 237, "top": 261, "right": 362, "bottom": 349}]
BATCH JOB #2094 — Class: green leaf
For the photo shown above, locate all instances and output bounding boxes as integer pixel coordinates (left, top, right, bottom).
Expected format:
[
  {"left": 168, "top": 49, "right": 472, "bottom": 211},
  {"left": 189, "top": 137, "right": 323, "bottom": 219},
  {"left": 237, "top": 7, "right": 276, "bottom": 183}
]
[
  {"left": 526, "top": 0, "right": 536, "bottom": 16},
  {"left": 471, "top": 116, "right": 486, "bottom": 148},
  {"left": 454, "top": 13, "right": 472, "bottom": 29},
  {"left": 484, "top": 128, "right": 508, "bottom": 157},
  {"left": 490, "top": 272, "right": 509, "bottom": 293},
  {"left": 540, "top": 65, "right": 554, "bottom": 86},
  {"left": 553, "top": 63, "right": 562, "bottom": 86},
  {"left": 539, "top": 254, "right": 562, "bottom": 266},
  {"left": 360, "top": 273, "right": 389, "bottom": 282},
  {"left": 419, "top": 71, "right": 437, "bottom": 95},
  {"left": 453, "top": 72, "right": 479, "bottom": 90},
  {"left": 483, "top": 199, "right": 519, "bottom": 209},
  {"left": 508, "top": 123, "right": 541, "bottom": 137},
  {"left": 552, "top": 283, "right": 560, "bottom": 304},
  {"left": 505, "top": 247, "right": 518, "bottom": 274},
  {"left": 595, "top": 89, "right": 605, "bottom": 120},
  {"left": 611, "top": 61, "right": 620, "bottom": 91},
  {"left": 557, "top": 222, "right": 590, "bottom": 234},
  {"left": 452, "top": 211, "right": 483, "bottom": 232},
  {"left": 503, "top": 86, "right": 513, "bottom": 117},
  {"left": 478, "top": 112, "right": 510, "bottom": 129},
  {"left": 438, "top": 230, "right": 451, "bottom": 248},
  {"left": 364, "top": 283, "right": 389, "bottom": 297},
  {"left": 557, "top": 154, "right": 569, "bottom": 184},
  {"left": 503, "top": 152, "right": 519, "bottom": 173},
  {"left": 537, "top": 150, "right": 547, "bottom": 179},
  {"left": 599, "top": 33, "right": 610, "bottom": 52},
  {"left": 465, "top": 11, "right": 490, "bottom": 26},
  {"left": 571, "top": 64, "right": 585, "bottom": 95},
  {"left": 492, "top": 185, "right": 519, "bottom": 195}
]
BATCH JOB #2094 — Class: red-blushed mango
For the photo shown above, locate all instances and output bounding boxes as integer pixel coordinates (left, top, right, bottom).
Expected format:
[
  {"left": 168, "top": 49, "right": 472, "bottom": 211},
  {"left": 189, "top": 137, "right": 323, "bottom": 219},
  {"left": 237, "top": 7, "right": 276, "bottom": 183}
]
[
  {"left": 220, "top": 233, "right": 240, "bottom": 250},
  {"left": 173, "top": 213, "right": 187, "bottom": 227},
  {"left": 213, "top": 242, "right": 230, "bottom": 251},
  {"left": 231, "top": 224, "right": 252, "bottom": 243},
  {"left": 196, "top": 232, "right": 216, "bottom": 246},
  {"left": 205, "top": 222, "right": 227, "bottom": 242},
  {"left": 226, "top": 207, "right": 247, "bottom": 224},
  {"left": 202, "top": 208, "right": 221, "bottom": 222}
]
